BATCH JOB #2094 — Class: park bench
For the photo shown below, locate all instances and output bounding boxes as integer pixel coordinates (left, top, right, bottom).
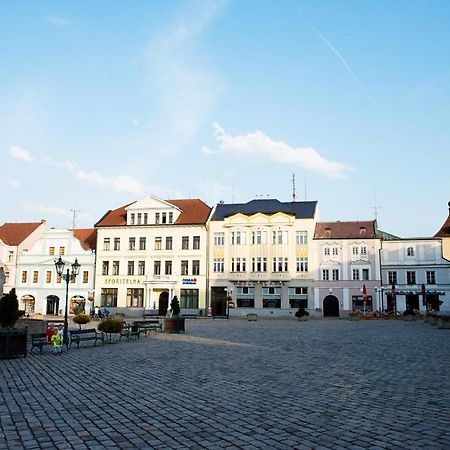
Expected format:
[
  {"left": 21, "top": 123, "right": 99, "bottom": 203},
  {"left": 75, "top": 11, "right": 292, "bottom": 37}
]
[
  {"left": 69, "top": 328, "right": 105, "bottom": 349},
  {"left": 143, "top": 310, "right": 159, "bottom": 319},
  {"left": 30, "top": 333, "right": 51, "bottom": 354},
  {"left": 213, "top": 315, "right": 228, "bottom": 320},
  {"left": 246, "top": 313, "right": 258, "bottom": 321},
  {"left": 133, "top": 320, "right": 163, "bottom": 334},
  {"left": 119, "top": 323, "right": 141, "bottom": 340},
  {"left": 182, "top": 314, "right": 197, "bottom": 320}
]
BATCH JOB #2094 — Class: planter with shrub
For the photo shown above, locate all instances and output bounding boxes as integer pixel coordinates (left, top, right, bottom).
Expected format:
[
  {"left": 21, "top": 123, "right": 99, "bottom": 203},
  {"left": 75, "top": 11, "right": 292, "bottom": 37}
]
[
  {"left": 164, "top": 296, "right": 185, "bottom": 333},
  {"left": 97, "top": 317, "right": 124, "bottom": 343},
  {"left": 73, "top": 313, "right": 91, "bottom": 330},
  {"left": 295, "top": 305, "right": 310, "bottom": 321},
  {"left": 0, "top": 289, "right": 27, "bottom": 358}
]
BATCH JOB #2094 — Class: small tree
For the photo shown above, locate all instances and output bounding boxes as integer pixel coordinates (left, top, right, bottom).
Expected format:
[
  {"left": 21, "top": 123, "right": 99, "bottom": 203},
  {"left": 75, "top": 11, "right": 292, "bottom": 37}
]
[
  {"left": 170, "top": 295, "right": 181, "bottom": 317},
  {"left": 0, "top": 288, "right": 20, "bottom": 328}
]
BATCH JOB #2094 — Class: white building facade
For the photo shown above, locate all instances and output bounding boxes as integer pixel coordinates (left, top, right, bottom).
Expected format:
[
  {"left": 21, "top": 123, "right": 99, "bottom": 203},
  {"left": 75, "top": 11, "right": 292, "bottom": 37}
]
[
  {"left": 208, "top": 199, "right": 319, "bottom": 317},
  {"left": 312, "top": 221, "right": 382, "bottom": 317},
  {"left": 94, "top": 196, "right": 211, "bottom": 317},
  {"left": 15, "top": 228, "right": 97, "bottom": 315},
  {"left": 380, "top": 237, "right": 450, "bottom": 313}
]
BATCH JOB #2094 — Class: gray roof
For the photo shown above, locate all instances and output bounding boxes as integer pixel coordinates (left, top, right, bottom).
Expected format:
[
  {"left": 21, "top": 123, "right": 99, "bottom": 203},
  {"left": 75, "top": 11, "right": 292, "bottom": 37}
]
[{"left": 211, "top": 199, "right": 318, "bottom": 221}]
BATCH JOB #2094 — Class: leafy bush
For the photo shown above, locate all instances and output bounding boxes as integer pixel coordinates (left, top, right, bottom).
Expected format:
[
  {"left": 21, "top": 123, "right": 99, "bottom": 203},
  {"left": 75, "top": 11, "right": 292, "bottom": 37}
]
[
  {"left": 72, "top": 313, "right": 91, "bottom": 329},
  {"left": 97, "top": 317, "right": 124, "bottom": 334},
  {"left": 295, "top": 305, "right": 310, "bottom": 318},
  {"left": 0, "top": 289, "right": 20, "bottom": 328}
]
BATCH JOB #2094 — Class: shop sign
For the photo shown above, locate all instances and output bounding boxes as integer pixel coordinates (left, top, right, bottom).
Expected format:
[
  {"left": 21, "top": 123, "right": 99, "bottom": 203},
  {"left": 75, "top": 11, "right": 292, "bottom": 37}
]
[
  {"left": 104, "top": 278, "right": 141, "bottom": 285},
  {"left": 182, "top": 278, "right": 197, "bottom": 285}
]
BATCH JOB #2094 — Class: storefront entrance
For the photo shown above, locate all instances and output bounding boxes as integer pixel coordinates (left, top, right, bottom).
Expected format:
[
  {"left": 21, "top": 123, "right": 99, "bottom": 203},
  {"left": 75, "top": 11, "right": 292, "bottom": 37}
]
[
  {"left": 46, "top": 295, "right": 60, "bottom": 315},
  {"left": 323, "top": 295, "right": 339, "bottom": 317},
  {"left": 211, "top": 287, "right": 227, "bottom": 316},
  {"left": 158, "top": 291, "right": 169, "bottom": 316},
  {"left": 406, "top": 294, "right": 419, "bottom": 311}
]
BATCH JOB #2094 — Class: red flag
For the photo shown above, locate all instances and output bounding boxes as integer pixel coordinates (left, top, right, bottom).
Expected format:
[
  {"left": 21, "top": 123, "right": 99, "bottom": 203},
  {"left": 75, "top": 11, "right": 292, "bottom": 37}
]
[
  {"left": 362, "top": 284, "right": 368, "bottom": 306},
  {"left": 422, "top": 284, "right": 427, "bottom": 307},
  {"left": 391, "top": 283, "right": 396, "bottom": 306}
]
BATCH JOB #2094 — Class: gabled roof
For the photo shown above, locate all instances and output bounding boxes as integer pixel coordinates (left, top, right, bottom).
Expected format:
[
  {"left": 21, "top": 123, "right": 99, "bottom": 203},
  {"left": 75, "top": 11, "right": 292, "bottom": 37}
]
[
  {"left": 314, "top": 220, "right": 377, "bottom": 240},
  {"left": 211, "top": 199, "right": 318, "bottom": 221},
  {"left": 0, "top": 222, "right": 44, "bottom": 246},
  {"left": 95, "top": 199, "right": 211, "bottom": 227},
  {"left": 435, "top": 202, "right": 450, "bottom": 238},
  {"left": 72, "top": 229, "right": 97, "bottom": 251}
]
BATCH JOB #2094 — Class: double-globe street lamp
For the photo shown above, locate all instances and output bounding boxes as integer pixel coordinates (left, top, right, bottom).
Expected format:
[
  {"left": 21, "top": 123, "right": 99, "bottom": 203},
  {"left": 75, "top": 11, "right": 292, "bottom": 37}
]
[{"left": 54, "top": 256, "right": 81, "bottom": 349}]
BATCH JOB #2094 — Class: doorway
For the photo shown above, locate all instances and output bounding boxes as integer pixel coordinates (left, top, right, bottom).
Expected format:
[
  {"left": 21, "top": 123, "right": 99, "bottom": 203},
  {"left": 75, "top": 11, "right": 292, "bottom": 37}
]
[
  {"left": 158, "top": 291, "right": 169, "bottom": 316},
  {"left": 46, "top": 296, "right": 60, "bottom": 315},
  {"left": 406, "top": 294, "right": 419, "bottom": 311},
  {"left": 323, "top": 295, "right": 339, "bottom": 317},
  {"left": 211, "top": 287, "right": 227, "bottom": 316}
]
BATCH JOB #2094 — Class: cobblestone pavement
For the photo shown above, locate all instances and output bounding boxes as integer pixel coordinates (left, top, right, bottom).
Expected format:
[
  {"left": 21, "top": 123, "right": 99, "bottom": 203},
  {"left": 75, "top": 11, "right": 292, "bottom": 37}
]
[{"left": 1, "top": 318, "right": 450, "bottom": 450}]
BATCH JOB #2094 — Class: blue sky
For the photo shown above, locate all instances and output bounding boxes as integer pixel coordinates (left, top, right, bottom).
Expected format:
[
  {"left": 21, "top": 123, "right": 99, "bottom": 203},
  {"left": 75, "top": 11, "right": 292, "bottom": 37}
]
[{"left": 1, "top": 0, "right": 449, "bottom": 237}]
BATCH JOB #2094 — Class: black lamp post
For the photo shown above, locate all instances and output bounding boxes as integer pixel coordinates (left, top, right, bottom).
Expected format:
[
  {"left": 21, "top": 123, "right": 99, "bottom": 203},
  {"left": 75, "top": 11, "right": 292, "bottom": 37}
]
[{"left": 54, "top": 256, "right": 81, "bottom": 349}]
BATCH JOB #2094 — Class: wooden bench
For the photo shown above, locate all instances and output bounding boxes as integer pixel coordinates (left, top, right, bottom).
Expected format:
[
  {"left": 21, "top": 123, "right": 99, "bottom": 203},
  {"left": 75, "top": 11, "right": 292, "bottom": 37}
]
[
  {"left": 119, "top": 323, "right": 141, "bottom": 340},
  {"left": 246, "top": 313, "right": 258, "bottom": 321},
  {"left": 182, "top": 314, "right": 197, "bottom": 320},
  {"left": 143, "top": 310, "right": 159, "bottom": 318},
  {"left": 30, "top": 333, "right": 51, "bottom": 354},
  {"left": 213, "top": 315, "right": 228, "bottom": 320},
  {"left": 69, "top": 329, "right": 105, "bottom": 349},
  {"left": 133, "top": 320, "right": 163, "bottom": 334}
]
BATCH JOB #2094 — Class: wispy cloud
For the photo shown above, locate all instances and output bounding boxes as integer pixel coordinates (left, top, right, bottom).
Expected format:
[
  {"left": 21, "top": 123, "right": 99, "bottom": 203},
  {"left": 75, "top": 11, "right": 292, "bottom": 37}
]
[
  {"left": 145, "top": 0, "right": 228, "bottom": 154},
  {"left": 46, "top": 17, "right": 71, "bottom": 27},
  {"left": 308, "top": 21, "right": 375, "bottom": 105},
  {"left": 205, "top": 123, "right": 353, "bottom": 180},
  {"left": 1, "top": 178, "right": 21, "bottom": 189},
  {"left": 23, "top": 204, "right": 91, "bottom": 221},
  {"left": 9, "top": 145, "right": 34, "bottom": 163}
]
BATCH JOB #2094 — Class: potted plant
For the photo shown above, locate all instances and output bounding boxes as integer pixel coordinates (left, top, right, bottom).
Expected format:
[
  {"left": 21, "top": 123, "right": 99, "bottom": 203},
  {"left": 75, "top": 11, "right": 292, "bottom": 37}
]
[
  {"left": 72, "top": 313, "right": 91, "bottom": 330},
  {"left": 164, "top": 296, "right": 185, "bottom": 333},
  {"left": 97, "top": 317, "right": 124, "bottom": 343},
  {"left": 295, "top": 305, "right": 310, "bottom": 321},
  {"left": 0, "top": 289, "right": 28, "bottom": 358}
]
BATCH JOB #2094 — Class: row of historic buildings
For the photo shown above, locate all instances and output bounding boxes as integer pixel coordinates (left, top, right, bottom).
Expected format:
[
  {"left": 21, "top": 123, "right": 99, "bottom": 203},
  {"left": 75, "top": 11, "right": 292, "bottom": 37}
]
[{"left": 1, "top": 197, "right": 450, "bottom": 318}]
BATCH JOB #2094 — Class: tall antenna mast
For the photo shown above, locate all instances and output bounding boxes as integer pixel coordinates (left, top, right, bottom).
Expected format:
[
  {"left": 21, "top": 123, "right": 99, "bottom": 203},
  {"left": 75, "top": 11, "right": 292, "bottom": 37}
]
[
  {"left": 71, "top": 209, "right": 80, "bottom": 229},
  {"left": 291, "top": 173, "right": 296, "bottom": 202},
  {"left": 371, "top": 190, "right": 382, "bottom": 222}
]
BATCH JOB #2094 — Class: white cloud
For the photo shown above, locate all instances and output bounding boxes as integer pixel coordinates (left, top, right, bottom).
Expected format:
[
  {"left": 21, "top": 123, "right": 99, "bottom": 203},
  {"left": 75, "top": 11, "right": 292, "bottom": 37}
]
[
  {"left": 46, "top": 17, "right": 71, "bottom": 27},
  {"left": 1, "top": 178, "right": 21, "bottom": 188},
  {"left": 9, "top": 145, "right": 34, "bottom": 163},
  {"left": 145, "top": 0, "right": 227, "bottom": 154},
  {"left": 210, "top": 123, "right": 354, "bottom": 180}
]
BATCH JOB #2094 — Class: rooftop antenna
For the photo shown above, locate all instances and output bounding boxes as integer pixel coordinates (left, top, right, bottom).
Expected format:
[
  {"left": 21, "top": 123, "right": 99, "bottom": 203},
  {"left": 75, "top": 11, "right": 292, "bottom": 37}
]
[
  {"left": 291, "top": 173, "right": 296, "bottom": 202},
  {"left": 71, "top": 209, "right": 80, "bottom": 229},
  {"left": 371, "top": 190, "right": 382, "bottom": 223}
]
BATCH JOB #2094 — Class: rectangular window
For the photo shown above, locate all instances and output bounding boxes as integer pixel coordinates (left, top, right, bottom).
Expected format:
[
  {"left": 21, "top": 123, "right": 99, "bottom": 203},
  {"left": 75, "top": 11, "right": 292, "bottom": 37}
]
[
  {"left": 296, "top": 231, "right": 308, "bottom": 245},
  {"left": 154, "top": 261, "right": 161, "bottom": 275},
  {"left": 272, "top": 257, "right": 288, "bottom": 272},
  {"left": 181, "top": 260, "right": 189, "bottom": 275},
  {"left": 322, "top": 269, "right": 329, "bottom": 281},
  {"left": 232, "top": 257, "right": 245, "bottom": 272},
  {"left": 155, "top": 212, "right": 160, "bottom": 224},
  {"left": 112, "top": 261, "right": 119, "bottom": 276},
  {"left": 168, "top": 212, "right": 173, "bottom": 223},
  {"left": 362, "top": 269, "right": 369, "bottom": 281},
  {"left": 137, "top": 213, "right": 142, "bottom": 225},
  {"left": 252, "top": 257, "right": 267, "bottom": 272},
  {"left": 213, "top": 258, "right": 224, "bottom": 273},
  {"left": 49, "top": 247, "right": 55, "bottom": 256},
  {"left": 296, "top": 257, "right": 308, "bottom": 272},
  {"left": 332, "top": 247, "right": 338, "bottom": 256},
  {"left": 332, "top": 269, "right": 339, "bottom": 281},
  {"left": 165, "top": 260, "right": 172, "bottom": 275},
  {"left": 139, "top": 237, "right": 146, "bottom": 250},
  {"left": 352, "top": 247, "right": 359, "bottom": 255},
  {"left": 193, "top": 236, "right": 200, "bottom": 250},
  {"left": 180, "top": 289, "right": 199, "bottom": 309},
  {"left": 33, "top": 271, "right": 38, "bottom": 283},
  {"left": 114, "top": 238, "right": 120, "bottom": 251},
  {"left": 138, "top": 261, "right": 145, "bottom": 275},
  {"left": 406, "top": 271, "right": 416, "bottom": 285},
  {"left": 102, "top": 261, "right": 109, "bottom": 276},
  {"left": 129, "top": 237, "right": 136, "bottom": 250},
  {"left": 162, "top": 212, "right": 167, "bottom": 224},
  {"left": 127, "top": 261, "right": 135, "bottom": 276},
  {"left": 83, "top": 271, "right": 89, "bottom": 283},
  {"left": 103, "top": 238, "right": 110, "bottom": 251},
  {"left": 352, "top": 269, "right": 360, "bottom": 281},
  {"left": 252, "top": 231, "right": 264, "bottom": 245},
  {"left": 155, "top": 237, "right": 162, "bottom": 250},
  {"left": 214, "top": 233, "right": 224, "bottom": 245},
  {"left": 101, "top": 288, "right": 118, "bottom": 307},
  {"left": 388, "top": 271, "right": 397, "bottom": 285},
  {"left": 59, "top": 247, "right": 65, "bottom": 255},
  {"left": 46, "top": 271, "right": 52, "bottom": 283},
  {"left": 192, "top": 260, "right": 200, "bottom": 276},
  {"left": 324, "top": 247, "right": 330, "bottom": 256},
  {"left": 130, "top": 213, "right": 135, "bottom": 225},
  {"left": 182, "top": 236, "right": 189, "bottom": 250},
  {"left": 166, "top": 236, "right": 173, "bottom": 250},
  {"left": 143, "top": 213, "right": 148, "bottom": 225},
  {"left": 126, "top": 288, "right": 144, "bottom": 307},
  {"left": 426, "top": 271, "right": 436, "bottom": 284},
  {"left": 360, "top": 246, "right": 367, "bottom": 255},
  {"left": 407, "top": 247, "right": 414, "bottom": 257},
  {"left": 272, "top": 230, "right": 287, "bottom": 244}
]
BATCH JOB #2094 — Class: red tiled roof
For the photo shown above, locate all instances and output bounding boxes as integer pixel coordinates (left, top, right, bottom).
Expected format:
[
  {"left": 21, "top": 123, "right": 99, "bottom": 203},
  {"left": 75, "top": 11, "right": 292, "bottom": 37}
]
[
  {"left": 0, "top": 222, "right": 44, "bottom": 246},
  {"left": 95, "top": 199, "right": 211, "bottom": 227},
  {"left": 314, "top": 221, "right": 377, "bottom": 239},
  {"left": 72, "top": 228, "right": 97, "bottom": 251},
  {"left": 434, "top": 203, "right": 450, "bottom": 237}
]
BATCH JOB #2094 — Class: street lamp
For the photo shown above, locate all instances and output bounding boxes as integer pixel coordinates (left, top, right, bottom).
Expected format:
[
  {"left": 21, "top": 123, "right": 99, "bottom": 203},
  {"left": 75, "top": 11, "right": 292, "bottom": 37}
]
[{"left": 54, "top": 256, "right": 81, "bottom": 349}]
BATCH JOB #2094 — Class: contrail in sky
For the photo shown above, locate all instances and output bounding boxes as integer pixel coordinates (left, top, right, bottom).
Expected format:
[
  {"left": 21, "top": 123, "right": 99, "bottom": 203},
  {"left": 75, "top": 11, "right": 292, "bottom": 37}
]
[{"left": 308, "top": 21, "right": 376, "bottom": 105}]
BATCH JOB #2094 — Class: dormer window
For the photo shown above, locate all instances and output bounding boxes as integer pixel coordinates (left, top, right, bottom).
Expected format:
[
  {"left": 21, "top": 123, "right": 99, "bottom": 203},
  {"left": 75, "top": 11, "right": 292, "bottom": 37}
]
[
  {"left": 325, "top": 228, "right": 331, "bottom": 238},
  {"left": 169, "top": 212, "right": 173, "bottom": 224},
  {"left": 359, "top": 227, "right": 366, "bottom": 236},
  {"left": 162, "top": 212, "right": 167, "bottom": 224},
  {"left": 130, "top": 213, "right": 135, "bottom": 225},
  {"left": 407, "top": 246, "right": 414, "bottom": 257},
  {"left": 155, "top": 213, "right": 160, "bottom": 224},
  {"left": 143, "top": 213, "right": 148, "bottom": 225},
  {"left": 137, "top": 213, "right": 142, "bottom": 225}
]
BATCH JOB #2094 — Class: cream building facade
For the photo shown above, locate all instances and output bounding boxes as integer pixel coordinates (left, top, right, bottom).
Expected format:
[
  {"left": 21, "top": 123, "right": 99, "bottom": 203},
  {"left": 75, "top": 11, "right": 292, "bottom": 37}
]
[
  {"left": 208, "top": 199, "right": 319, "bottom": 317},
  {"left": 15, "top": 228, "right": 96, "bottom": 315},
  {"left": 94, "top": 196, "right": 211, "bottom": 317}
]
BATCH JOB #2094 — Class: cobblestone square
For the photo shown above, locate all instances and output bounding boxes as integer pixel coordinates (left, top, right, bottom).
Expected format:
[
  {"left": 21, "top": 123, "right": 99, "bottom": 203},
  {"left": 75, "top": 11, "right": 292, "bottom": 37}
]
[{"left": 1, "top": 319, "right": 450, "bottom": 449}]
